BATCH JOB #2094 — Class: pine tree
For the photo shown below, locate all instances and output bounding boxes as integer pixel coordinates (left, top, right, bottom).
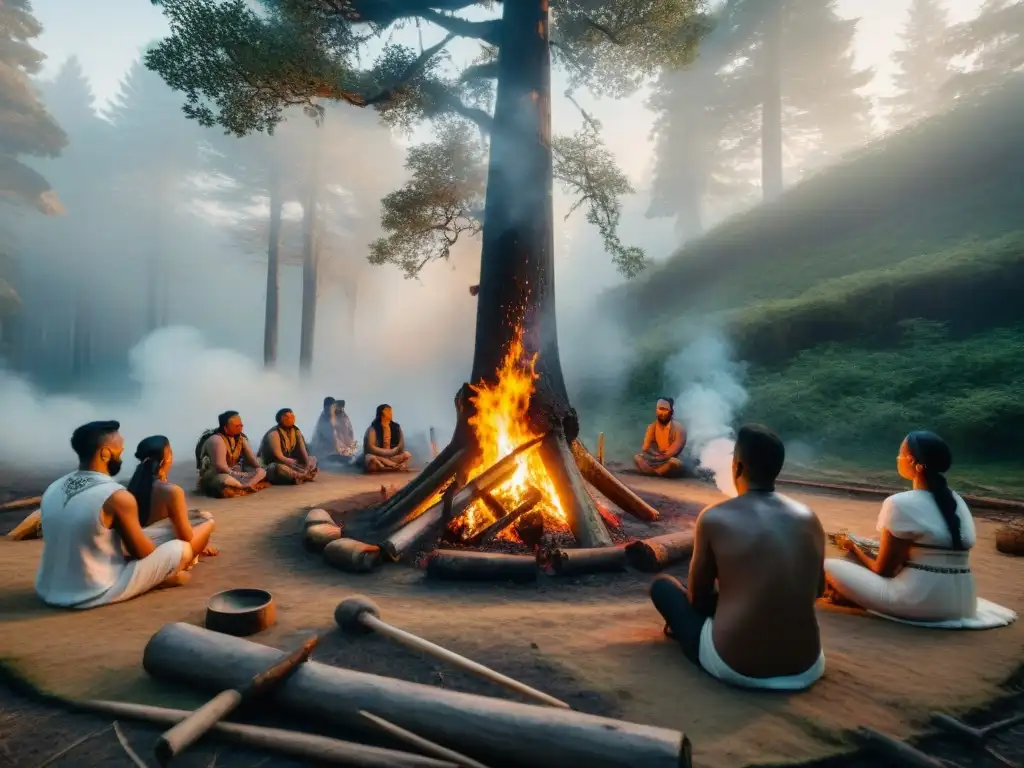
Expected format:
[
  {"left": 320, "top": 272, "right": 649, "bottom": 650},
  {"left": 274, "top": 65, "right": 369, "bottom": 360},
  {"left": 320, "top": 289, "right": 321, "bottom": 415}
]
[
  {"left": 946, "top": 0, "right": 1024, "bottom": 94},
  {"left": 883, "top": 0, "right": 954, "bottom": 130},
  {"left": 0, "top": 0, "right": 67, "bottom": 216}
]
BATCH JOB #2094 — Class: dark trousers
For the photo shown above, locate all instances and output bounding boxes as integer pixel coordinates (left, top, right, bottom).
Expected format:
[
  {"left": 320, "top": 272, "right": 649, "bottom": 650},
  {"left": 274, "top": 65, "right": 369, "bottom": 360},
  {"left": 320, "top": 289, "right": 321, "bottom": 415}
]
[{"left": 649, "top": 574, "right": 718, "bottom": 666}]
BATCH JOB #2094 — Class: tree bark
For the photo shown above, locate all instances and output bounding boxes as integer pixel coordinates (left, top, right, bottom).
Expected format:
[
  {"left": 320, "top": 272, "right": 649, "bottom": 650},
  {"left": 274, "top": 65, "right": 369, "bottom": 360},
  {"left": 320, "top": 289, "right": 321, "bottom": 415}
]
[
  {"left": 473, "top": 0, "right": 569, "bottom": 434},
  {"left": 299, "top": 133, "right": 321, "bottom": 376},
  {"left": 761, "top": 0, "right": 784, "bottom": 201},
  {"left": 264, "top": 169, "right": 283, "bottom": 367}
]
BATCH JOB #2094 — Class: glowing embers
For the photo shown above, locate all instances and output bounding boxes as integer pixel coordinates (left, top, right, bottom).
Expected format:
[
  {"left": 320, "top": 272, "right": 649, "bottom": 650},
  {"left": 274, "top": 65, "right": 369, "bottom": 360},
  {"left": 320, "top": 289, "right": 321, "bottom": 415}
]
[{"left": 449, "top": 329, "right": 567, "bottom": 545}]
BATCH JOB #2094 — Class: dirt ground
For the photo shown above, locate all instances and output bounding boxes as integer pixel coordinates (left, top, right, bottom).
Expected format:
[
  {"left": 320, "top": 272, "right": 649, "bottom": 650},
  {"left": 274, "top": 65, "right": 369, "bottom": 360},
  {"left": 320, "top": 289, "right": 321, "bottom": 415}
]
[{"left": 0, "top": 470, "right": 1022, "bottom": 768}]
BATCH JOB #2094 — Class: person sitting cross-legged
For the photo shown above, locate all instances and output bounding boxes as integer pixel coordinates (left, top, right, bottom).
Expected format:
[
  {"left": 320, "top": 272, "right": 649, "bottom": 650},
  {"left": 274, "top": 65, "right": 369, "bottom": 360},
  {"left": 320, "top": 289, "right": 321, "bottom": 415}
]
[
  {"left": 36, "top": 421, "right": 197, "bottom": 610},
  {"left": 360, "top": 404, "right": 413, "bottom": 473},
  {"left": 649, "top": 424, "right": 827, "bottom": 691}
]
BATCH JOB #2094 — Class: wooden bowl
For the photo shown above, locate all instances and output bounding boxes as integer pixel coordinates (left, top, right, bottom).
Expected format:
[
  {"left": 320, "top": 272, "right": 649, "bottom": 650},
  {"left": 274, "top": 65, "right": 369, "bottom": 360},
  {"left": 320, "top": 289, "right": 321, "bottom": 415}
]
[{"left": 205, "top": 588, "right": 276, "bottom": 637}]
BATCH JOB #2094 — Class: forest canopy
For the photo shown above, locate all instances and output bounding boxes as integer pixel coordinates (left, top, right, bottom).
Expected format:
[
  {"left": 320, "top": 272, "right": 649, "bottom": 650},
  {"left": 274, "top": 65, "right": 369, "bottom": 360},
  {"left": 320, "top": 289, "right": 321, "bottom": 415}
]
[{"left": 146, "top": 0, "right": 711, "bottom": 279}]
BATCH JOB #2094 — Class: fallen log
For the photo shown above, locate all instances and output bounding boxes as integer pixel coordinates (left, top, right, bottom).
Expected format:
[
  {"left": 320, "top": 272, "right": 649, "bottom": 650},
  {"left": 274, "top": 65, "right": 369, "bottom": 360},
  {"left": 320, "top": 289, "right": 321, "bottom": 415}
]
[
  {"left": 551, "top": 546, "right": 627, "bottom": 576},
  {"left": 427, "top": 550, "right": 538, "bottom": 583},
  {"left": 382, "top": 436, "right": 545, "bottom": 562},
  {"left": 464, "top": 488, "right": 542, "bottom": 547},
  {"left": 0, "top": 495, "right": 42, "bottom": 512},
  {"left": 304, "top": 523, "right": 343, "bottom": 553},
  {"left": 77, "top": 700, "right": 458, "bottom": 768},
  {"left": 541, "top": 434, "right": 613, "bottom": 549},
  {"left": 625, "top": 531, "right": 696, "bottom": 573},
  {"left": 6, "top": 508, "right": 42, "bottom": 541},
  {"left": 324, "top": 539, "right": 382, "bottom": 573},
  {"left": 571, "top": 440, "right": 659, "bottom": 523},
  {"left": 142, "top": 623, "right": 691, "bottom": 768},
  {"left": 304, "top": 508, "right": 334, "bottom": 528}
]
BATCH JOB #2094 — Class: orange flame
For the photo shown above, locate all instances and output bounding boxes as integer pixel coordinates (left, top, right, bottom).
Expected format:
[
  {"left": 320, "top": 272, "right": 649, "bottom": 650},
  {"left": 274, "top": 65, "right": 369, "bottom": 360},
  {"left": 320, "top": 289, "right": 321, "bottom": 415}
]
[{"left": 460, "top": 329, "right": 566, "bottom": 538}]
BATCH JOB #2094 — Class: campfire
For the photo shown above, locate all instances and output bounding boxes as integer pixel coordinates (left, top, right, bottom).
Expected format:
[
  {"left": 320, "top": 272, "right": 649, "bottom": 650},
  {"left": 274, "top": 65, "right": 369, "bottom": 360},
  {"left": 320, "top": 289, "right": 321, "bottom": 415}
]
[{"left": 308, "top": 328, "right": 699, "bottom": 581}]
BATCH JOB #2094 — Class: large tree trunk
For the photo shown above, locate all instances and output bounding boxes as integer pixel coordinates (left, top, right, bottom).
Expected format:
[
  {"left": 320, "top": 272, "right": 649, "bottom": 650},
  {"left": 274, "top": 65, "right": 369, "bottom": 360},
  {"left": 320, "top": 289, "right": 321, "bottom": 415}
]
[
  {"left": 263, "top": 170, "right": 283, "bottom": 367},
  {"left": 473, "top": 0, "right": 570, "bottom": 435},
  {"left": 761, "top": 0, "right": 784, "bottom": 201},
  {"left": 299, "top": 142, "right": 320, "bottom": 375}
]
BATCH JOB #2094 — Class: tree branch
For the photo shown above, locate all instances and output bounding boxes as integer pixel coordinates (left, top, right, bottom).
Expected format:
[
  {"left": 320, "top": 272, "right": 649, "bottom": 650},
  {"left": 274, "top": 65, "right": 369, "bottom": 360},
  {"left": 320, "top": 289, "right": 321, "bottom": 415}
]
[
  {"left": 461, "top": 61, "right": 500, "bottom": 81},
  {"left": 423, "top": 82, "right": 494, "bottom": 132},
  {"left": 418, "top": 9, "right": 501, "bottom": 45},
  {"left": 342, "top": 0, "right": 480, "bottom": 25},
  {"left": 582, "top": 17, "right": 624, "bottom": 45}
]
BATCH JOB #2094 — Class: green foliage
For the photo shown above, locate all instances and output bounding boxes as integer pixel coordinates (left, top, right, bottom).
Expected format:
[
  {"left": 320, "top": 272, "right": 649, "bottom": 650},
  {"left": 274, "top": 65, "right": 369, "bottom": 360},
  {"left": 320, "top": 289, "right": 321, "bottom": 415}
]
[
  {"left": 0, "top": 0, "right": 67, "bottom": 215},
  {"left": 369, "top": 120, "right": 487, "bottom": 278},
  {"left": 553, "top": 123, "right": 646, "bottom": 277},
  {"left": 147, "top": 0, "right": 704, "bottom": 277},
  {"left": 743, "top": 321, "right": 1024, "bottom": 462}
]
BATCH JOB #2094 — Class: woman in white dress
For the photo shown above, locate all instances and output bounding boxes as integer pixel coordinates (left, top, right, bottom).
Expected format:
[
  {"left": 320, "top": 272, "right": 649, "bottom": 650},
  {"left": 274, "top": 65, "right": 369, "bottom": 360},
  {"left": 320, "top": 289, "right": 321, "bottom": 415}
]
[{"left": 824, "top": 431, "right": 977, "bottom": 622}]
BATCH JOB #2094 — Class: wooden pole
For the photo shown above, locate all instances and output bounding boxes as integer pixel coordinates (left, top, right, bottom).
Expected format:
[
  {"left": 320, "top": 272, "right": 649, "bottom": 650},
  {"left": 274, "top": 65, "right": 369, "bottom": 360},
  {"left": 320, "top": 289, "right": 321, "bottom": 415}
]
[
  {"left": 155, "top": 634, "right": 318, "bottom": 764},
  {"left": 142, "top": 623, "right": 691, "bottom": 768},
  {"left": 0, "top": 495, "right": 42, "bottom": 512},
  {"left": 426, "top": 550, "right": 539, "bottom": 583},
  {"left": 6, "top": 508, "right": 42, "bottom": 541},
  {"left": 596, "top": 433, "right": 605, "bottom": 465},
  {"left": 78, "top": 700, "right": 458, "bottom": 768},
  {"left": 571, "top": 440, "right": 659, "bottom": 523},
  {"left": 540, "top": 434, "right": 613, "bottom": 549}
]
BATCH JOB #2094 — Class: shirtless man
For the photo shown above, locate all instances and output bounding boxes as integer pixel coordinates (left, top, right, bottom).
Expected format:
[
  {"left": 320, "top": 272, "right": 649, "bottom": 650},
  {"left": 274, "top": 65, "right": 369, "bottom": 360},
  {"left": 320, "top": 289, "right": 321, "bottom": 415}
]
[
  {"left": 649, "top": 424, "right": 827, "bottom": 690},
  {"left": 36, "top": 421, "right": 197, "bottom": 609},
  {"left": 259, "top": 408, "right": 318, "bottom": 484},
  {"left": 361, "top": 404, "right": 413, "bottom": 473},
  {"left": 194, "top": 411, "right": 267, "bottom": 498},
  {"left": 634, "top": 397, "right": 687, "bottom": 477}
]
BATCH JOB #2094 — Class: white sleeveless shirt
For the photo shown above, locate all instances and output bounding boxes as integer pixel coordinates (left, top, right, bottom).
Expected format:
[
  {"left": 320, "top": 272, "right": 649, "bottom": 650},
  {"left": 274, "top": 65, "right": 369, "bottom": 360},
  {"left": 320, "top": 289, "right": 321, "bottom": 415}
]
[{"left": 35, "top": 471, "right": 127, "bottom": 608}]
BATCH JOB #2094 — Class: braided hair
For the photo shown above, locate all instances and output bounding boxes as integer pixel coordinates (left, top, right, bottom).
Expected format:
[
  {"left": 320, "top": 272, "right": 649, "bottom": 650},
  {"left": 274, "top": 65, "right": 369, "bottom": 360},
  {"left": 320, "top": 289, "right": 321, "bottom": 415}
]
[
  {"left": 906, "top": 430, "right": 964, "bottom": 550},
  {"left": 127, "top": 435, "right": 170, "bottom": 527}
]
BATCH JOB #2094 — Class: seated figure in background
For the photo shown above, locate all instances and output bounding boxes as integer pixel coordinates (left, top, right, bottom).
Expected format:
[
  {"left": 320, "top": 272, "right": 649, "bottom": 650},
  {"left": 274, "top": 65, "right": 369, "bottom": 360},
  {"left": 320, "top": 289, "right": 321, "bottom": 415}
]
[
  {"left": 635, "top": 397, "right": 687, "bottom": 478},
  {"left": 311, "top": 397, "right": 359, "bottom": 465},
  {"left": 259, "top": 408, "right": 318, "bottom": 484},
  {"left": 127, "top": 435, "right": 217, "bottom": 557},
  {"left": 824, "top": 431, "right": 979, "bottom": 622},
  {"left": 361, "top": 404, "right": 413, "bottom": 473},
  {"left": 36, "top": 421, "right": 196, "bottom": 609},
  {"left": 194, "top": 411, "right": 267, "bottom": 498},
  {"left": 649, "top": 425, "right": 827, "bottom": 691}
]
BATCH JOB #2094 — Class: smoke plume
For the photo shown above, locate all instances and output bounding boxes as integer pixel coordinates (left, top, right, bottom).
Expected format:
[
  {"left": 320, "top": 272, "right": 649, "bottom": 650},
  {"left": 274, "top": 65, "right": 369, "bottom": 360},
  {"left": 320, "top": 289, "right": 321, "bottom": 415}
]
[{"left": 666, "top": 332, "right": 748, "bottom": 497}]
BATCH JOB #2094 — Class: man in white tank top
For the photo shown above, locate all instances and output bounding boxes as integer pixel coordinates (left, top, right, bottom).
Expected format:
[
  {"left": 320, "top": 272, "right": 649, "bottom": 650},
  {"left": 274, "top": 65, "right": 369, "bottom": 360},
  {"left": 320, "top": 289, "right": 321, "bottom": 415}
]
[{"left": 36, "top": 421, "right": 195, "bottom": 609}]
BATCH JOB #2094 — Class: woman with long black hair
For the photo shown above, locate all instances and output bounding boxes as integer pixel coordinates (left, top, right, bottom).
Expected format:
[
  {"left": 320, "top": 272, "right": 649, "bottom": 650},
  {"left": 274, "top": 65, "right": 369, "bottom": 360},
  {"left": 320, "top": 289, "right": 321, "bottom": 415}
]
[
  {"left": 127, "top": 435, "right": 218, "bottom": 557},
  {"left": 823, "top": 431, "right": 977, "bottom": 621}
]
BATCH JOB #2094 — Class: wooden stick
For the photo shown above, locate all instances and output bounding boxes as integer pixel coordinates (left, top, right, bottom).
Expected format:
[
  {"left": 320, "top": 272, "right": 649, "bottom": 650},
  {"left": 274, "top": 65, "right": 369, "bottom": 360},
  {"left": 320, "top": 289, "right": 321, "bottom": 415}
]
[
  {"left": 142, "top": 623, "right": 691, "bottom": 768},
  {"left": 429, "top": 427, "right": 440, "bottom": 458},
  {"left": 113, "top": 721, "right": 148, "bottom": 768},
  {"left": 6, "top": 508, "right": 42, "bottom": 541},
  {"left": 933, "top": 711, "right": 1024, "bottom": 743},
  {"left": 551, "top": 546, "right": 627, "bottom": 576},
  {"left": 541, "top": 434, "right": 613, "bottom": 549},
  {"left": 625, "top": 531, "right": 696, "bottom": 572},
  {"left": 571, "top": 440, "right": 659, "bottom": 523},
  {"left": 36, "top": 724, "right": 110, "bottom": 767},
  {"left": 464, "top": 488, "right": 542, "bottom": 546},
  {"left": 155, "top": 634, "right": 318, "bottom": 765},
  {"left": 374, "top": 446, "right": 465, "bottom": 529},
  {"left": 477, "top": 491, "right": 507, "bottom": 522},
  {"left": 78, "top": 700, "right": 458, "bottom": 768},
  {"left": 596, "top": 433, "right": 605, "bottom": 465},
  {"left": 359, "top": 711, "right": 490, "bottom": 768},
  {"left": 0, "top": 495, "right": 41, "bottom": 512}
]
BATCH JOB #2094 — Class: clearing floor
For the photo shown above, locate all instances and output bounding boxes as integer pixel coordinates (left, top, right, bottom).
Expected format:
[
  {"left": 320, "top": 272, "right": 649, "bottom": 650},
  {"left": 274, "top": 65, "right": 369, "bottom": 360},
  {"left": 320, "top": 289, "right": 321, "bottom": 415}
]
[{"left": 0, "top": 471, "right": 1020, "bottom": 768}]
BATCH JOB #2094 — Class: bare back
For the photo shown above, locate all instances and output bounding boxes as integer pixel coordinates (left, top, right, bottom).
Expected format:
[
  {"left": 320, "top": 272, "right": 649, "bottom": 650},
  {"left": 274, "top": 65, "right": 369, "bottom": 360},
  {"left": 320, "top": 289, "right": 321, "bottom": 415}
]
[{"left": 700, "top": 492, "right": 825, "bottom": 677}]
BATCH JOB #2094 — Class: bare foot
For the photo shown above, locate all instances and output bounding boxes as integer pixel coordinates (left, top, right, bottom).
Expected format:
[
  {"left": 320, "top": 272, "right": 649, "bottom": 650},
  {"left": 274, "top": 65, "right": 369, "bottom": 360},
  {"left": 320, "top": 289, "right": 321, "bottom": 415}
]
[
  {"left": 202, "top": 545, "right": 219, "bottom": 557},
  {"left": 156, "top": 571, "right": 191, "bottom": 590}
]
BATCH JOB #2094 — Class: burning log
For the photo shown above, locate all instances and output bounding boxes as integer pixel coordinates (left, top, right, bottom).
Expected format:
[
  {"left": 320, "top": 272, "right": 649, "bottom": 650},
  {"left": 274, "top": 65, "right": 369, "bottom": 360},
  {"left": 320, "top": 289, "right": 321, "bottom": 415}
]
[
  {"left": 625, "top": 530, "right": 696, "bottom": 573},
  {"left": 540, "top": 434, "right": 613, "bottom": 549},
  {"left": 323, "top": 539, "right": 382, "bottom": 573},
  {"left": 551, "top": 546, "right": 627, "bottom": 576},
  {"left": 303, "top": 524, "right": 343, "bottom": 553},
  {"left": 143, "top": 623, "right": 692, "bottom": 768},
  {"left": 571, "top": 440, "right": 659, "bottom": 523},
  {"left": 382, "top": 434, "right": 546, "bottom": 561},
  {"left": 426, "top": 550, "right": 538, "bottom": 583},
  {"left": 373, "top": 447, "right": 466, "bottom": 532},
  {"left": 596, "top": 504, "right": 622, "bottom": 530},
  {"left": 464, "top": 487, "right": 543, "bottom": 547}
]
